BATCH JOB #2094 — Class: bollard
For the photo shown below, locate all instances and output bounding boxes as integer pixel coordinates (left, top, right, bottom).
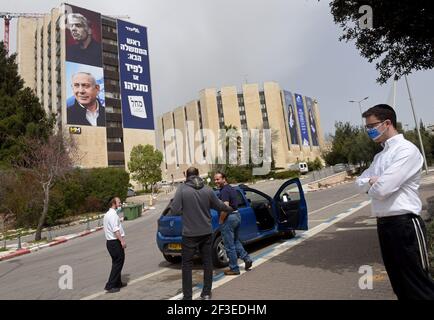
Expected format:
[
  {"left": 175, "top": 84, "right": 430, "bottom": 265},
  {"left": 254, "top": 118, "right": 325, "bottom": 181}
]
[
  {"left": 149, "top": 194, "right": 153, "bottom": 206},
  {"left": 47, "top": 227, "right": 52, "bottom": 241},
  {"left": 17, "top": 232, "right": 22, "bottom": 250},
  {"left": 86, "top": 216, "right": 90, "bottom": 231}
]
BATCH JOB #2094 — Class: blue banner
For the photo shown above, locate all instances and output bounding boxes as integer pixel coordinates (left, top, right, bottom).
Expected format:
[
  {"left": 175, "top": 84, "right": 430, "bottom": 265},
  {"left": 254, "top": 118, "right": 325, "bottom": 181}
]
[
  {"left": 117, "top": 20, "right": 154, "bottom": 130},
  {"left": 283, "top": 91, "right": 299, "bottom": 146},
  {"left": 305, "top": 97, "right": 319, "bottom": 146},
  {"left": 294, "top": 94, "right": 310, "bottom": 147}
]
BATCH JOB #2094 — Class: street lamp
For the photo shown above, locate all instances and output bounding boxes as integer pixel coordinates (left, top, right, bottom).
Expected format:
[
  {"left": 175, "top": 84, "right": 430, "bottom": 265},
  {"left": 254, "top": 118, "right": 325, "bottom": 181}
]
[{"left": 349, "top": 96, "right": 369, "bottom": 127}]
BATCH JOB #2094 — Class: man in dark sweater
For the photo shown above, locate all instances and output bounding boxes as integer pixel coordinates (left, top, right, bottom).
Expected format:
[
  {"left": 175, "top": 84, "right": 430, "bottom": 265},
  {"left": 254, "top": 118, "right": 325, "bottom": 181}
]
[{"left": 170, "top": 167, "right": 233, "bottom": 300}]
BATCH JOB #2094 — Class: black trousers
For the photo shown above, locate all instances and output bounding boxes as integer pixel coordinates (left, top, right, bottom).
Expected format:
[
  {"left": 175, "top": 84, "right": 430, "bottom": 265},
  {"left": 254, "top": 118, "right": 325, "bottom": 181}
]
[
  {"left": 105, "top": 239, "right": 125, "bottom": 290},
  {"left": 182, "top": 234, "right": 213, "bottom": 300},
  {"left": 377, "top": 213, "right": 434, "bottom": 300}
]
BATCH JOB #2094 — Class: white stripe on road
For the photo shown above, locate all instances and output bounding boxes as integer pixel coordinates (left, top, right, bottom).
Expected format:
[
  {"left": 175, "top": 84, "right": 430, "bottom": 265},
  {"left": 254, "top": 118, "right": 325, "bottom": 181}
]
[
  {"left": 80, "top": 267, "right": 171, "bottom": 300},
  {"left": 336, "top": 227, "right": 377, "bottom": 232},
  {"left": 169, "top": 199, "right": 372, "bottom": 300},
  {"left": 308, "top": 193, "right": 361, "bottom": 215}
]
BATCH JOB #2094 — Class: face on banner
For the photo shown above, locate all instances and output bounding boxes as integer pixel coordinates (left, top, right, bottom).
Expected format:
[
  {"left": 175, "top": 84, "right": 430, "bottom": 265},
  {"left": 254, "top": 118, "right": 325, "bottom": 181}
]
[
  {"left": 295, "top": 94, "right": 310, "bottom": 147},
  {"left": 117, "top": 20, "right": 154, "bottom": 130},
  {"left": 284, "top": 91, "right": 299, "bottom": 146},
  {"left": 64, "top": 4, "right": 102, "bottom": 67},
  {"left": 305, "top": 97, "right": 319, "bottom": 146}
]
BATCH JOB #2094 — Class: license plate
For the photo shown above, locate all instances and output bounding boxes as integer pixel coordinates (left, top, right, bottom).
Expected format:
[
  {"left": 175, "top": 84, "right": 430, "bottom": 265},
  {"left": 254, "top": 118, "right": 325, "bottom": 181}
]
[{"left": 168, "top": 243, "right": 182, "bottom": 250}]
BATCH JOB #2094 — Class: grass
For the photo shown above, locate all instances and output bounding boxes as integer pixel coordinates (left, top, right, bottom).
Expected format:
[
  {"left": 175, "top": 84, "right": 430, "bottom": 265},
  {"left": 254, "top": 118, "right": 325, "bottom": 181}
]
[{"left": 0, "top": 247, "right": 8, "bottom": 252}]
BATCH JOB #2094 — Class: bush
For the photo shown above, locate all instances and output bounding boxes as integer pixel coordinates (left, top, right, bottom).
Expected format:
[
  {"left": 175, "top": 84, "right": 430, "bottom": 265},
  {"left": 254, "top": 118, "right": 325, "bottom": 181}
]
[{"left": 270, "top": 170, "right": 300, "bottom": 180}]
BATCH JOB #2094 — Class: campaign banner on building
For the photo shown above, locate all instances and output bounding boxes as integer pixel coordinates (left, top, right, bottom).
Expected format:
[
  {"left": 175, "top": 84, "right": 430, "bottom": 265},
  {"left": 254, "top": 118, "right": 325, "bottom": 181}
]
[
  {"left": 283, "top": 91, "right": 299, "bottom": 146},
  {"left": 117, "top": 20, "right": 154, "bottom": 130},
  {"left": 305, "top": 97, "right": 319, "bottom": 146},
  {"left": 64, "top": 4, "right": 105, "bottom": 127},
  {"left": 294, "top": 94, "right": 310, "bottom": 147}
]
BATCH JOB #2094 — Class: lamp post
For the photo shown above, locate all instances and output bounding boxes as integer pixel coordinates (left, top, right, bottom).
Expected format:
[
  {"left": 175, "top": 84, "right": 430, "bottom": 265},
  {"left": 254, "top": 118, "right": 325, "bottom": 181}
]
[{"left": 349, "top": 96, "right": 369, "bottom": 127}]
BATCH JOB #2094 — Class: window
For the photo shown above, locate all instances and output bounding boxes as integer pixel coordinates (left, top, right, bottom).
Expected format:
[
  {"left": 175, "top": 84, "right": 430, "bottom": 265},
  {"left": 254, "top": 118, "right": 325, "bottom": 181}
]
[
  {"left": 107, "top": 121, "right": 122, "bottom": 128},
  {"left": 107, "top": 137, "right": 122, "bottom": 143},
  {"left": 103, "top": 51, "right": 118, "bottom": 60},
  {"left": 102, "top": 38, "right": 118, "bottom": 46},
  {"left": 104, "top": 65, "right": 118, "bottom": 72},
  {"left": 105, "top": 107, "right": 122, "bottom": 114},
  {"left": 105, "top": 92, "right": 121, "bottom": 99},
  {"left": 236, "top": 191, "right": 247, "bottom": 208},
  {"left": 244, "top": 190, "right": 269, "bottom": 205}
]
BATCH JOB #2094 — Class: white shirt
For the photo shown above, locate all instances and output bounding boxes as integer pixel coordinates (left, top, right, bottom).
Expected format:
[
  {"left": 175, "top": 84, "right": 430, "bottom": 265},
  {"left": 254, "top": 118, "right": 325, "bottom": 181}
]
[
  {"left": 103, "top": 208, "right": 125, "bottom": 240},
  {"left": 79, "top": 101, "right": 100, "bottom": 126},
  {"left": 355, "top": 134, "right": 423, "bottom": 218}
]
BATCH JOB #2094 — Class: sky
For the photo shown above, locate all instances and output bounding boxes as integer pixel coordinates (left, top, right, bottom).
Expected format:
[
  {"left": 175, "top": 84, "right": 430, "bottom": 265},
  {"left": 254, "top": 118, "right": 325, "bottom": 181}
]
[{"left": 2, "top": 0, "right": 433, "bottom": 136}]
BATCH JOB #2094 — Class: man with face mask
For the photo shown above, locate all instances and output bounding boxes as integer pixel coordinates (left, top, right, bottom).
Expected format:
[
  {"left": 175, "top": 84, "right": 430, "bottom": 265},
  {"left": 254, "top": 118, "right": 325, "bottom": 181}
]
[
  {"left": 66, "top": 13, "right": 102, "bottom": 66},
  {"left": 103, "top": 197, "right": 127, "bottom": 293},
  {"left": 356, "top": 104, "right": 434, "bottom": 300}
]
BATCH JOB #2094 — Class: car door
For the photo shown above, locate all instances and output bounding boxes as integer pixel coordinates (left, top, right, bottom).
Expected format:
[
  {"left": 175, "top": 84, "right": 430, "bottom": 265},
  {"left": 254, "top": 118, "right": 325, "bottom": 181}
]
[
  {"left": 234, "top": 188, "right": 258, "bottom": 241},
  {"left": 273, "top": 178, "right": 308, "bottom": 231}
]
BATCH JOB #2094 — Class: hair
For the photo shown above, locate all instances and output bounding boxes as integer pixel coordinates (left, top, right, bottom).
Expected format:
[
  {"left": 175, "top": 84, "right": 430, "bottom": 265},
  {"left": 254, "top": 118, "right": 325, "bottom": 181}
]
[
  {"left": 362, "top": 104, "right": 397, "bottom": 128},
  {"left": 67, "top": 13, "right": 90, "bottom": 32},
  {"left": 71, "top": 72, "right": 97, "bottom": 87},
  {"left": 186, "top": 167, "right": 199, "bottom": 178},
  {"left": 110, "top": 197, "right": 120, "bottom": 207},
  {"left": 214, "top": 171, "right": 227, "bottom": 180}
]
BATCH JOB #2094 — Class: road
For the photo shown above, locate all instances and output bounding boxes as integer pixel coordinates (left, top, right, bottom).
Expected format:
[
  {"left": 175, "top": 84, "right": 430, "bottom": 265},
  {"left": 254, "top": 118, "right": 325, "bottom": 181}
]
[{"left": 0, "top": 179, "right": 371, "bottom": 300}]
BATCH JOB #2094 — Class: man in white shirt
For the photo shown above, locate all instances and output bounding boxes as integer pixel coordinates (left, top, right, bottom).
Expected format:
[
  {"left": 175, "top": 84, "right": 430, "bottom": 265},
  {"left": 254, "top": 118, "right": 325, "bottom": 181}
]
[
  {"left": 103, "top": 197, "right": 127, "bottom": 293},
  {"left": 356, "top": 104, "right": 434, "bottom": 300}
]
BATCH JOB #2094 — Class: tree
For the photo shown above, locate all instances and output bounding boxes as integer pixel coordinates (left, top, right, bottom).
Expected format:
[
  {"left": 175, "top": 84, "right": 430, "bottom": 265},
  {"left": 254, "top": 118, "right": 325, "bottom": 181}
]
[
  {"left": 17, "top": 132, "right": 77, "bottom": 241},
  {"left": 128, "top": 144, "right": 163, "bottom": 192},
  {"left": 404, "top": 124, "right": 433, "bottom": 166},
  {"left": 0, "top": 42, "right": 54, "bottom": 165},
  {"left": 330, "top": 0, "right": 434, "bottom": 83}
]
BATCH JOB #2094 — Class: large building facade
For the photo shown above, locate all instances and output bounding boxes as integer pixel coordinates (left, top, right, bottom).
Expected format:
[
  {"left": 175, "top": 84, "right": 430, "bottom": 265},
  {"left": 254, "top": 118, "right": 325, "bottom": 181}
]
[
  {"left": 16, "top": 4, "right": 155, "bottom": 170},
  {"left": 156, "top": 82, "right": 325, "bottom": 182}
]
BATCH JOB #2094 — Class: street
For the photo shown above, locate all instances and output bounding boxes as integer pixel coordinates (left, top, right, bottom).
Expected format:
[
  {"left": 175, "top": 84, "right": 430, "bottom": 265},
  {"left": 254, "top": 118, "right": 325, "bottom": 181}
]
[{"left": 0, "top": 175, "right": 433, "bottom": 300}]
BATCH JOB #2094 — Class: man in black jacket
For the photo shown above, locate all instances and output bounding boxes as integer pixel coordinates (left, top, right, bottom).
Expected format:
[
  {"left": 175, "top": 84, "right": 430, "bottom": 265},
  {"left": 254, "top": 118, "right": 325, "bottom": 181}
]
[{"left": 170, "top": 167, "right": 233, "bottom": 300}]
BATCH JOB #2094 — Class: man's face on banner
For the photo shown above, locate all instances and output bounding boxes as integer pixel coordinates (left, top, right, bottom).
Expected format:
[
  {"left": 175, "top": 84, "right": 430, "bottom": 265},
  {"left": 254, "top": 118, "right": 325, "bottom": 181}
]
[
  {"left": 72, "top": 73, "right": 99, "bottom": 108},
  {"left": 68, "top": 15, "right": 91, "bottom": 42}
]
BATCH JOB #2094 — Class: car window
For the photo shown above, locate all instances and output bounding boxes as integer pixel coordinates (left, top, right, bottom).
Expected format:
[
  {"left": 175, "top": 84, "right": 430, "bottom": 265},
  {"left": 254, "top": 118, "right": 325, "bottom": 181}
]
[
  {"left": 244, "top": 190, "right": 269, "bottom": 204},
  {"left": 236, "top": 190, "right": 247, "bottom": 208},
  {"left": 278, "top": 183, "right": 301, "bottom": 202}
]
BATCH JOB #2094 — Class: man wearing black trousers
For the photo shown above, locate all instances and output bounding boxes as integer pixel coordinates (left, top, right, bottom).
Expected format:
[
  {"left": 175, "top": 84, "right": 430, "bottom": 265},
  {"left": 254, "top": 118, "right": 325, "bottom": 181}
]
[
  {"left": 170, "top": 167, "right": 233, "bottom": 300},
  {"left": 103, "top": 197, "right": 127, "bottom": 293},
  {"left": 356, "top": 104, "right": 434, "bottom": 300}
]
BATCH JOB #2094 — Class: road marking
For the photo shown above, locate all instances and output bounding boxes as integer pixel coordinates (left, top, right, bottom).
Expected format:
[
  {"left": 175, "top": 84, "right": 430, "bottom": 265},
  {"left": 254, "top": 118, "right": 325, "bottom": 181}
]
[
  {"left": 336, "top": 226, "right": 377, "bottom": 232},
  {"left": 308, "top": 193, "right": 361, "bottom": 215},
  {"left": 80, "top": 267, "right": 171, "bottom": 300},
  {"left": 169, "top": 199, "right": 372, "bottom": 300}
]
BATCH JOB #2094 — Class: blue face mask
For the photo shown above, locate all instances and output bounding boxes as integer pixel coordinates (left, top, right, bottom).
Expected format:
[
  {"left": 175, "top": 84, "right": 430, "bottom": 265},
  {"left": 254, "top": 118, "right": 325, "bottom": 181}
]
[
  {"left": 366, "top": 122, "right": 386, "bottom": 140},
  {"left": 116, "top": 207, "right": 122, "bottom": 214}
]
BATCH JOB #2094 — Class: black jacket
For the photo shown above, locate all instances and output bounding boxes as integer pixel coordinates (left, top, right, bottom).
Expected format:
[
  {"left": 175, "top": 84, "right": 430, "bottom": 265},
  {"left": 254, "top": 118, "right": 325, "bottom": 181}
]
[
  {"left": 67, "top": 99, "right": 105, "bottom": 127},
  {"left": 170, "top": 176, "right": 233, "bottom": 236}
]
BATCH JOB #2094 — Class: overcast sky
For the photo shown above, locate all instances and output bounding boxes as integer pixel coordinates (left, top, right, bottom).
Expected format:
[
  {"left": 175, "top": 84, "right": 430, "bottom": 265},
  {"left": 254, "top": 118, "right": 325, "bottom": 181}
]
[{"left": 3, "top": 0, "right": 433, "bottom": 135}]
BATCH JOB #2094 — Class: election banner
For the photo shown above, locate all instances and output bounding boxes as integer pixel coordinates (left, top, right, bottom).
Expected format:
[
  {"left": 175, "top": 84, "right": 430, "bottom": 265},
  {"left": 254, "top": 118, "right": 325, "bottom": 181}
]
[
  {"left": 294, "top": 94, "right": 310, "bottom": 147},
  {"left": 305, "top": 97, "right": 319, "bottom": 146},
  {"left": 283, "top": 91, "right": 299, "bottom": 146},
  {"left": 117, "top": 20, "right": 154, "bottom": 130}
]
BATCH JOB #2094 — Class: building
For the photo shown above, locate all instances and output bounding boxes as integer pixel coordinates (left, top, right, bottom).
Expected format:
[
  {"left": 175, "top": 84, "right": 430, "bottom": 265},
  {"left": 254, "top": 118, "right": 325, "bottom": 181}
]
[
  {"left": 156, "top": 82, "right": 325, "bottom": 182},
  {"left": 16, "top": 3, "right": 155, "bottom": 170}
]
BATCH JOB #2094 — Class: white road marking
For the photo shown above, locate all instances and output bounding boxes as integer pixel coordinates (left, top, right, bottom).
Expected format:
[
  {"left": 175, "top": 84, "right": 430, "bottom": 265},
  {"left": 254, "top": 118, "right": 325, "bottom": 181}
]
[
  {"left": 169, "top": 199, "right": 372, "bottom": 300},
  {"left": 308, "top": 193, "right": 361, "bottom": 215},
  {"left": 336, "top": 226, "right": 377, "bottom": 231},
  {"left": 80, "top": 267, "right": 171, "bottom": 300}
]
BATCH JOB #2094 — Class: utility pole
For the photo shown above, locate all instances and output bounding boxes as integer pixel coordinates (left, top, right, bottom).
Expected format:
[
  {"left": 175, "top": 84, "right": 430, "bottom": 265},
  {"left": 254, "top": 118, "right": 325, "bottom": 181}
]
[
  {"left": 349, "top": 96, "right": 369, "bottom": 127},
  {"left": 404, "top": 75, "right": 429, "bottom": 174}
]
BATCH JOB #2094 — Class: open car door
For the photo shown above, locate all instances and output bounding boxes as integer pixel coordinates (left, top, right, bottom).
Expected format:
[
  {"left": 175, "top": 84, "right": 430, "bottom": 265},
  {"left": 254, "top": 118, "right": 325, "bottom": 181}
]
[{"left": 273, "top": 178, "right": 308, "bottom": 231}]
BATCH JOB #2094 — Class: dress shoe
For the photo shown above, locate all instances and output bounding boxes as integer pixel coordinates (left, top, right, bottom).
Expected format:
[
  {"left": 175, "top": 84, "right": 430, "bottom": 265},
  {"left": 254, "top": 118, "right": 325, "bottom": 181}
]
[
  {"left": 106, "top": 287, "right": 120, "bottom": 293},
  {"left": 120, "top": 282, "right": 127, "bottom": 288},
  {"left": 224, "top": 269, "right": 240, "bottom": 275},
  {"left": 199, "top": 294, "right": 212, "bottom": 300},
  {"left": 244, "top": 260, "right": 253, "bottom": 271}
]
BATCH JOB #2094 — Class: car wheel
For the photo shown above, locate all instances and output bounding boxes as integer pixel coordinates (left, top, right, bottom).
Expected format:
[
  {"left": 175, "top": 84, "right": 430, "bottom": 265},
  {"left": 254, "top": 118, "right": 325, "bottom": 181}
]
[
  {"left": 212, "top": 235, "right": 229, "bottom": 268},
  {"left": 281, "top": 229, "right": 296, "bottom": 239},
  {"left": 163, "top": 254, "right": 181, "bottom": 264}
]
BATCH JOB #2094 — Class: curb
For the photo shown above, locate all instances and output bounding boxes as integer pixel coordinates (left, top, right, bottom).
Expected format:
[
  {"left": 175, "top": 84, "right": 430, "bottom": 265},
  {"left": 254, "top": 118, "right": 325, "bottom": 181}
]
[{"left": 0, "top": 226, "right": 105, "bottom": 262}]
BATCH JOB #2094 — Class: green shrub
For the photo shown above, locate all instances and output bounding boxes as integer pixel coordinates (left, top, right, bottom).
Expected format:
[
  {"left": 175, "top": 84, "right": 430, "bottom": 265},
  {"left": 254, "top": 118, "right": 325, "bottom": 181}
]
[{"left": 271, "top": 170, "right": 300, "bottom": 180}]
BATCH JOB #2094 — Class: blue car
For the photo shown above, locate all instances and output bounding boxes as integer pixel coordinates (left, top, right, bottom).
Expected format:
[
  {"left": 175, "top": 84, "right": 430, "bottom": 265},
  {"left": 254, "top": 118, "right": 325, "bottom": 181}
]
[{"left": 156, "top": 178, "right": 308, "bottom": 267}]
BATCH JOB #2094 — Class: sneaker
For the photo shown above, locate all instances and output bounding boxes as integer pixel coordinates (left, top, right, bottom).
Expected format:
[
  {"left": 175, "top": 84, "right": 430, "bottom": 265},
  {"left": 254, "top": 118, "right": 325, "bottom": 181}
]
[
  {"left": 244, "top": 260, "right": 253, "bottom": 271},
  {"left": 224, "top": 269, "right": 240, "bottom": 276},
  {"left": 106, "top": 287, "right": 120, "bottom": 293}
]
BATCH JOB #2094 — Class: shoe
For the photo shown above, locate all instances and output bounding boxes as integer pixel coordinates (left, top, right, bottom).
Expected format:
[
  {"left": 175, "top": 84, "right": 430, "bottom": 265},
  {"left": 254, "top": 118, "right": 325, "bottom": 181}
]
[
  {"left": 181, "top": 296, "right": 192, "bottom": 300},
  {"left": 120, "top": 282, "right": 127, "bottom": 288},
  {"left": 224, "top": 269, "right": 240, "bottom": 275},
  {"left": 244, "top": 260, "right": 253, "bottom": 271},
  {"left": 199, "top": 294, "right": 212, "bottom": 300},
  {"left": 106, "top": 287, "right": 120, "bottom": 293}
]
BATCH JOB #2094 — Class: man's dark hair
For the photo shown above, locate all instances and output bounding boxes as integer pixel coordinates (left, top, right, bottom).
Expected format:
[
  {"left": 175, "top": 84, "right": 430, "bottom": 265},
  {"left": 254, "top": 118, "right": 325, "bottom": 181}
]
[
  {"left": 362, "top": 104, "right": 397, "bottom": 128},
  {"left": 186, "top": 167, "right": 199, "bottom": 178},
  {"left": 110, "top": 197, "right": 119, "bottom": 207},
  {"left": 215, "top": 171, "right": 227, "bottom": 180}
]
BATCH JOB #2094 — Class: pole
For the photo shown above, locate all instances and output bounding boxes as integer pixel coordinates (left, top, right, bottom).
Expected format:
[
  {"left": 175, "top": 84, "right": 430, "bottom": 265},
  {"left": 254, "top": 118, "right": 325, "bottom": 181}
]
[
  {"left": 358, "top": 102, "right": 364, "bottom": 127},
  {"left": 404, "top": 75, "right": 429, "bottom": 174}
]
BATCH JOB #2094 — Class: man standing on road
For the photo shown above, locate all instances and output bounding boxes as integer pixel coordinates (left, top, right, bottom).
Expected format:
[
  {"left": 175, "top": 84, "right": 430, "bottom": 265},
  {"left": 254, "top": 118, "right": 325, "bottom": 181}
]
[
  {"left": 170, "top": 167, "right": 234, "bottom": 300},
  {"left": 214, "top": 172, "right": 253, "bottom": 275},
  {"left": 103, "top": 197, "right": 127, "bottom": 293},
  {"left": 356, "top": 104, "right": 434, "bottom": 300}
]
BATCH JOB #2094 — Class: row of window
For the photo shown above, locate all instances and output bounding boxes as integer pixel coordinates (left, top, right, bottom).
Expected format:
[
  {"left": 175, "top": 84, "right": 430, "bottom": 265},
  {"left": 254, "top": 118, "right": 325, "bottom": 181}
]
[{"left": 102, "top": 38, "right": 118, "bottom": 46}]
